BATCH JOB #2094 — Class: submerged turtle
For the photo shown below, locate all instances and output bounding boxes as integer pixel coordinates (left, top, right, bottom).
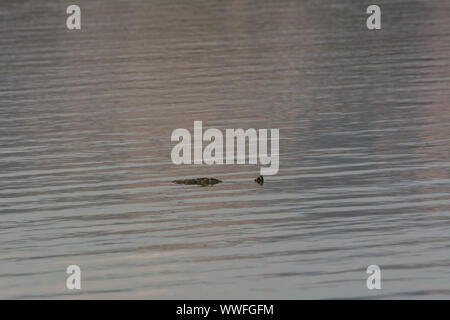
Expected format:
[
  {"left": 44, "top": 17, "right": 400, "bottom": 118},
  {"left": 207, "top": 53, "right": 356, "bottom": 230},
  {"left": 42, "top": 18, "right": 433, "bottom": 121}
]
[
  {"left": 254, "top": 175, "right": 264, "bottom": 186},
  {"left": 172, "top": 177, "right": 222, "bottom": 186},
  {"left": 173, "top": 176, "right": 264, "bottom": 186}
]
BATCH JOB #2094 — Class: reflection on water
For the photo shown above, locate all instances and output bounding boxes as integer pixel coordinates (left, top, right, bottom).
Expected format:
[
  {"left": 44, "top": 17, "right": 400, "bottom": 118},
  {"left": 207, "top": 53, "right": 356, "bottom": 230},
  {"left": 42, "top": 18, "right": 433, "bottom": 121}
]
[{"left": 0, "top": 0, "right": 449, "bottom": 299}]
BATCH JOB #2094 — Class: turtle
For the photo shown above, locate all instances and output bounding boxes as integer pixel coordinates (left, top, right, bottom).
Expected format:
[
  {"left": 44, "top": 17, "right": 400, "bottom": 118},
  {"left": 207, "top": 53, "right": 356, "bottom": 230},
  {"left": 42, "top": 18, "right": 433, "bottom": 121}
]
[
  {"left": 172, "top": 177, "right": 222, "bottom": 186},
  {"left": 172, "top": 176, "right": 264, "bottom": 186},
  {"left": 254, "top": 175, "right": 264, "bottom": 186}
]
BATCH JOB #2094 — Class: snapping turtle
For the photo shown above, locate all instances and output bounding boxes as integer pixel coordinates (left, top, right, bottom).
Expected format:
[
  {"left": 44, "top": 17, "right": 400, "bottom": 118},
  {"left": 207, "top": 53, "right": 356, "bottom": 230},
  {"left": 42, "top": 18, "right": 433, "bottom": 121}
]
[
  {"left": 173, "top": 176, "right": 264, "bottom": 187},
  {"left": 172, "top": 177, "right": 222, "bottom": 186}
]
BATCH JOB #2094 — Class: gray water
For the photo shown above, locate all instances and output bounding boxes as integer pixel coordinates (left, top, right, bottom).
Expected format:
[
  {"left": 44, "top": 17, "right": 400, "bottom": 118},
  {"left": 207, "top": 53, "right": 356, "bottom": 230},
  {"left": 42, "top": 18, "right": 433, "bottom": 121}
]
[{"left": 1, "top": 0, "right": 449, "bottom": 299}]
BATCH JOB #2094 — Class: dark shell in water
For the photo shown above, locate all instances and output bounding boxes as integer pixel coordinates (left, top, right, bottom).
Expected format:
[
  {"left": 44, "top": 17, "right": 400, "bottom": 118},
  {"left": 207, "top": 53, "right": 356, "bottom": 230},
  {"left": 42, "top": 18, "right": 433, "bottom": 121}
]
[
  {"left": 173, "top": 177, "right": 222, "bottom": 186},
  {"left": 254, "top": 175, "right": 264, "bottom": 185}
]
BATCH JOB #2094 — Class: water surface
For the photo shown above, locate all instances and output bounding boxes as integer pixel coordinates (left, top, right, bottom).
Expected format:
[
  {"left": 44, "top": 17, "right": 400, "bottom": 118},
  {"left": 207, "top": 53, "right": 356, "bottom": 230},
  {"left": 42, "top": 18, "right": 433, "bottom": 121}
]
[{"left": 0, "top": 0, "right": 449, "bottom": 299}]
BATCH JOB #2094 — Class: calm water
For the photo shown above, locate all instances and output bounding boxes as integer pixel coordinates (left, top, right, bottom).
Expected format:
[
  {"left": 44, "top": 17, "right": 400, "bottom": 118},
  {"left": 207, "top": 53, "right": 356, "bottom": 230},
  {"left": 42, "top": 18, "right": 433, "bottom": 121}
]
[{"left": 1, "top": 0, "right": 449, "bottom": 299}]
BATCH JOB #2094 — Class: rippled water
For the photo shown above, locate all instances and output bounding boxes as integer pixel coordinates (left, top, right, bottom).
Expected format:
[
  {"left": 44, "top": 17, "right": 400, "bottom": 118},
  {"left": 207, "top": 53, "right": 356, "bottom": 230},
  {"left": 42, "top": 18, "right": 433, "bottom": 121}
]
[{"left": 1, "top": 0, "right": 449, "bottom": 299}]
